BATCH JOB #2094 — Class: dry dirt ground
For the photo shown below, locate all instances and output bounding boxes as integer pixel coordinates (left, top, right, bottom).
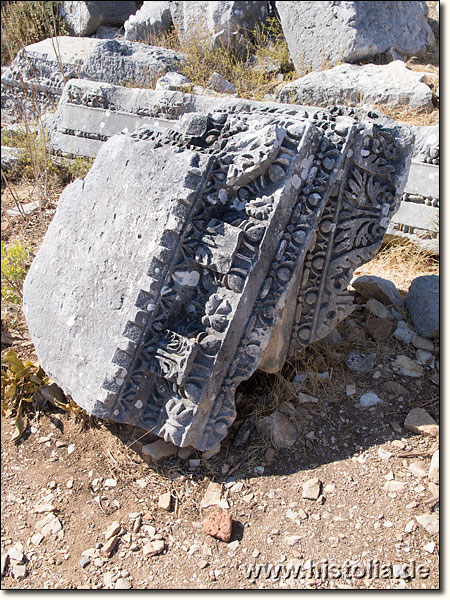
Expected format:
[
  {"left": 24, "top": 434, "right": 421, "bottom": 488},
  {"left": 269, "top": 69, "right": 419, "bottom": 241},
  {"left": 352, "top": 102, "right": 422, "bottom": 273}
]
[{"left": 1, "top": 211, "right": 440, "bottom": 589}]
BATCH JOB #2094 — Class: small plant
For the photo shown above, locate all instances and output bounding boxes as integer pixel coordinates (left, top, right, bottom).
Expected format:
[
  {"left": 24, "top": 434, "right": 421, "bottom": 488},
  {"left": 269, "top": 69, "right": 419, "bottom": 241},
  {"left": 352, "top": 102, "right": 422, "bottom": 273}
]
[
  {"left": 1, "top": 239, "right": 31, "bottom": 303},
  {"left": 1, "top": 349, "right": 50, "bottom": 441},
  {"left": 1, "top": 1, "right": 68, "bottom": 66},
  {"left": 64, "top": 155, "right": 94, "bottom": 181}
]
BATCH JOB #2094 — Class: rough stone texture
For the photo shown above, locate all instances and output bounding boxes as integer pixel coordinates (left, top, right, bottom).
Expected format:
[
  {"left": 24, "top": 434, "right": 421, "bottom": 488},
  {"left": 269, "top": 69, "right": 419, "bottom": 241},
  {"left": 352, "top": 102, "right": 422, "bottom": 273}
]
[
  {"left": 141, "top": 439, "right": 178, "bottom": 461},
  {"left": 124, "top": 1, "right": 173, "bottom": 42},
  {"left": 24, "top": 91, "right": 413, "bottom": 451},
  {"left": 366, "top": 318, "right": 395, "bottom": 342},
  {"left": 1, "top": 37, "right": 183, "bottom": 122},
  {"left": 279, "top": 62, "right": 433, "bottom": 110},
  {"left": 404, "top": 408, "right": 439, "bottom": 437},
  {"left": 410, "top": 125, "right": 439, "bottom": 164},
  {"left": 365, "top": 298, "right": 393, "bottom": 321},
  {"left": 405, "top": 276, "right": 439, "bottom": 339},
  {"left": 206, "top": 72, "right": 237, "bottom": 95},
  {"left": 428, "top": 450, "right": 439, "bottom": 484},
  {"left": 203, "top": 511, "right": 233, "bottom": 542},
  {"left": 392, "top": 355, "right": 423, "bottom": 378},
  {"left": 170, "top": 1, "right": 268, "bottom": 51},
  {"left": 415, "top": 514, "right": 439, "bottom": 536},
  {"left": 386, "top": 160, "right": 439, "bottom": 254},
  {"left": 276, "top": 1, "right": 435, "bottom": 72},
  {"left": 302, "top": 477, "right": 321, "bottom": 500},
  {"left": 0, "top": 146, "right": 22, "bottom": 176},
  {"left": 155, "top": 72, "right": 192, "bottom": 92},
  {"left": 352, "top": 275, "right": 403, "bottom": 309},
  {"left": 256, "top": 411, "right": 298, "bottom": 448},
  {"left": 61, "top": 1, "right": 137, "bottom": 36}
]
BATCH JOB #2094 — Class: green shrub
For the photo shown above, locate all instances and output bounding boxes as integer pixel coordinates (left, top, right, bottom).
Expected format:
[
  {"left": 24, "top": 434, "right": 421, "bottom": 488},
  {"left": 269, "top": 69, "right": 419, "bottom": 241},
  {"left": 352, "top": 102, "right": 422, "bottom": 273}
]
[{"left": 1, "top": 240, "right": 31, "bottom": 304}]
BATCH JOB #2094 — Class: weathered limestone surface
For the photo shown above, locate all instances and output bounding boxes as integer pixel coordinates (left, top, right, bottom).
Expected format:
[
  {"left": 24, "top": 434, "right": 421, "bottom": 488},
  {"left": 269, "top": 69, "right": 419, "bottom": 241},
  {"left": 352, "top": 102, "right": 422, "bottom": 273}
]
[
  {"left": 1, "top": 37, "right": 183, "bottom": 122},
  {"left": 279, "top": 61, "right": 434, "bottom": 110},
  {"left": 276, "top": 1, "right": 435, "bottom": 72},
  {"left": 124, "top": 1, "right": 173, "bottom": 42},
  {"left": 169, "top": 1, "right": 268, "bottom": 50},
  {"left": 24, "top": 96, "right": 413, "bottom": 450},
  {"left": 61, "top": 1, "right": 137, "bottom": 36},
  {"left": 385, "top": 160, "right": 439, "bottom": 253}
]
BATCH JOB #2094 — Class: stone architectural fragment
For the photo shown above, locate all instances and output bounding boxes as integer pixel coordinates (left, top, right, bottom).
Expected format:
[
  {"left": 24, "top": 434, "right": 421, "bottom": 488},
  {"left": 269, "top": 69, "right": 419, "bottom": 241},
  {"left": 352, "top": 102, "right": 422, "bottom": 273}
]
[
  {"left": 1, "top": 37, "right": 183, "bottom": 122},
  {"left": 169, "top": 1, "right": 268, "bottom": 50},
  {"left": 24, "top": 92, "right": 413, "bottom": 451},
  {"left": 276, "top": 1, "right": 435, "bottom": 72},
  {"left": 279, "top": 61, "right": 434, "bottom": 110},
  {"left": 61, "top": 1, "right": 137, "bottom": 36},
  {"left": 124, "top": 1, "right": 173, "bottom": 42}
]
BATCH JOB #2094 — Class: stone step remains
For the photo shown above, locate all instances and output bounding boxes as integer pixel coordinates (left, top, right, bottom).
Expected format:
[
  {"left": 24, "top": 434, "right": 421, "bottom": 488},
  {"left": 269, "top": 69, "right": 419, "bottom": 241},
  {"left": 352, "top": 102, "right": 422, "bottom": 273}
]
[
  {"left": 1, "top": 36, "right": 183, "bottom": 122},
  {"left": 23, "top": 96, "right": 414, "bottom": 451}
]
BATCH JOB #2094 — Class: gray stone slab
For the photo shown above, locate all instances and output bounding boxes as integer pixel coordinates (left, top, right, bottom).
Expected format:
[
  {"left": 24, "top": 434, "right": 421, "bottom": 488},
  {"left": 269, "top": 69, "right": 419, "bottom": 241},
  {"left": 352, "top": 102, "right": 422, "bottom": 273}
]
[
  {"left": 403, "top": 160, "right": 439, "bottom": 199},
  {"left": 276, "top": 1, "right": 435, "bottom": 72},
  {"left": 61, "top": 1, "right": 137, "bottom": 36},
  {"left": 279, "top": 61, "right": 433, "bottom": 111},
  {"left": 23, "top": 99, "right": 413, "bottom": 451},
  {"left": 1, "top": 36, "right": 184, "bottom": 122}
]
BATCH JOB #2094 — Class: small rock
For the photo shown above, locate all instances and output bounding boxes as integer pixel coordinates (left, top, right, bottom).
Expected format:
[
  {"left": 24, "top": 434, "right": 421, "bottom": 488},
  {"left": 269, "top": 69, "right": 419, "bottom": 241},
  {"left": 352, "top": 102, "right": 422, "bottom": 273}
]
[
  {"left": 390, "top": 423, "right": 403, "bottom": 435},
  {"left": 256, "top": 411, "right": 298, "bottom": 448},
  {"left": 377, "top": 449, "right": 392, "bottom": 460},
  {"left": 11, "top": 564, "right": 27, "bottom": 580},
  {"left": 101, "top": 535, "right": 119, "bottom": 558},
  {"left": 1, "top": 553, "right": 8, "bottom": 577},
  {"left": 404, "top": 408, "right": 439, "bottom": 437},
  {"left": 115, "top": 578, "right": 132, "bottom": 589},
  {"left": 359, "top": 392, "right": 383, "bottom": 408},
  {"left": 155, "top": 71, "right": 192, "bottom": 91},
  {"left": 133, "top": 516, "right": 142, "bottom": 533},
  {"left": 264, "top": 447, "right": 276, "bottom": 464},
  {"left": 79, "top": 556, "right": 91, "bottom": 568},
  {"left": 206, "top": 72, "right": 237, "bottom": 94},
  {"left": 424, "top": 542, "right": 435, "bottom": 554},
  {"left": 228, "top": 540, "right": 239, "bottom": 551},
  {"left": 202, "top": 511, "right": 233, "bottom": 543},
  {"left": 415, "top": 349, "right": 435, "bottom": 367},
  {"left": 229, "top": 482, "right": 244, "bottom": 494},
  {"left": 352, "top": 275, "right": 403, "bottom": 309},
  {"left": 30, "top": 533, "right": 44, "bottom": 546},
  {"left": 178, "top": 446, "right": 195, "bottom": 460},
  {"left": 345, "top": 350, "right": 376, "bottom": 373},
  {"left": 104, "top": 521, "right": 121, "bottom": 540},
  {"left": 7, "top": 543, "right": 24, "bottom": 563},
  {"left": 405, "top": 520, "right": 416, "bottom": 533},
  {"left": 428, "top": 450, "right": 439, "bottom": 484},
  {"left": 198, "top": 559, "right": 209, "bottom": 569},
  {"left": 382, "top": 480, "right": 406, "bottom": 493},
  {"left": 189, "top": 459, "right": 201, "bottom": 469},
  {"left": 142, "top": 439, "right": 178, "bottom": 462},
  {"left": 346, "top": 384, "right": 356, "bottom": 396},
  {"left": 66, "top": 478, "right": 74, "bottom": 489},
  {"left": 408, "top": 461, "right": 428, "bottom": 479},
  {"left": 382, "top": 381, "right": 409, "bottom": 395},
  {"left": 200, "top": 482, "right": 222, "bottom": 508},
  {"left": 392, "top": 355, "right": 424, "bottom": 377},
  {"left": 416, "top": 514, "right": 439, "bottom": 536},
  {"left": 34, "top": 503, "right": 56, "bottom": 514},
  {"left": 412, "top": 335, "right": 434, "bottom": 352},
  {"left": 366, "top": 317, "right": 395, "bottom": 341},
  {"left": 405, "top": 275, "right": 439, "bottom": 339},
  {"left": 302, "top": 477, "right": 321, "bottom": 500},
  {"left": 35, "top": 513, "right": 63, "bottom": 536},
  {"left": 297, "top": 392, "right": 319, "bottom": 404},
  {"left": 202, "top": 443, "right": 221, "bottom": 460},
  {"left": 104, "top": 478, "right": 117, "bottom": 488},
  {"left": 158, "top": 492, "right": 172, "bottom": 512},
  {"left": 67, "top": 444, "right": 75, "bottom": 455},
  {"left": 393, "top": 322, "right": 415, "bottom": 344},
  {"left": 366, "top": 298, "right": 393, "bottom": 320}
]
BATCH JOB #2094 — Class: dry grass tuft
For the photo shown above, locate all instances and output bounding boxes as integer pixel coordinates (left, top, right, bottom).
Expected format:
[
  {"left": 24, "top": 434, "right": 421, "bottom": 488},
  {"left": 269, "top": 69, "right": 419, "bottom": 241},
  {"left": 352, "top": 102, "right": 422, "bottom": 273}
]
[{"left": 352, "top": 242, "right": 439, "bottom": 294}]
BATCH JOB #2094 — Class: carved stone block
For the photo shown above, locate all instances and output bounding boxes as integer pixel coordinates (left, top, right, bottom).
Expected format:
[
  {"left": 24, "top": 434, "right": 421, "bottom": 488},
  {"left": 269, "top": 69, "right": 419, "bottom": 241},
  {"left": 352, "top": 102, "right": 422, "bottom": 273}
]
[{"left": 23, "top": 98, "right": 413, "bottom": 450}]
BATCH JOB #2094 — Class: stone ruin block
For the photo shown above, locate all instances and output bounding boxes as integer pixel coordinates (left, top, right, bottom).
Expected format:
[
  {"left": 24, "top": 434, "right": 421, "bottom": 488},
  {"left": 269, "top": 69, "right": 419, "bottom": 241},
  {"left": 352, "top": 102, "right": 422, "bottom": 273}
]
[
  {"left": 23, "top": 100, "right": 413, "bottom": 451},
  {"left": 61, "top": 1, "right": 137, "bottom": 36},
  {"left": 1, "top": 36, "right": 183, "bottom": 122}
]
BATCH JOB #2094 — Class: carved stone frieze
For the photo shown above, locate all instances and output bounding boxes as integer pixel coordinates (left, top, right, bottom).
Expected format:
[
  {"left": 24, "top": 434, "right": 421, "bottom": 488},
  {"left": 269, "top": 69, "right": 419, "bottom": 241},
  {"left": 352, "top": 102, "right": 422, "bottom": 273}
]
[{"left": 23, "top": 94, "right": 414, "bottom": 450}]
